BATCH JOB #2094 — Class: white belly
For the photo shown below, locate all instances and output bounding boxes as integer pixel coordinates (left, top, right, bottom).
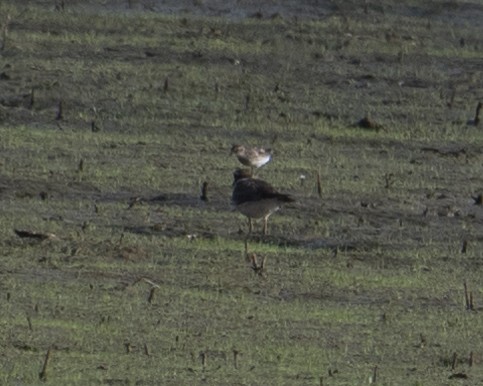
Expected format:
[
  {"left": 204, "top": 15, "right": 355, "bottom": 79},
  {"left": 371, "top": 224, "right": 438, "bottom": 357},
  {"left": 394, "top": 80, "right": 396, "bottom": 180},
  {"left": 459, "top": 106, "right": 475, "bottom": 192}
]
[
  {"left": 252, "top": 154, "right": 271, "bottom": 168},
  {"left": 236, "top": 199, "right": 280, "bottom": 218}
]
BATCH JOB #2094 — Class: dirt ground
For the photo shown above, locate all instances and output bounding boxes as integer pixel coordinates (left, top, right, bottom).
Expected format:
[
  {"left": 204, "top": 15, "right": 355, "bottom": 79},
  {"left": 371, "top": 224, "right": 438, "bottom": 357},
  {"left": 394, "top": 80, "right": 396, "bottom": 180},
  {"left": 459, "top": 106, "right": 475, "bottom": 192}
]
[
  {"left": 2, "top": 0, "right": 483, "bottom": 247},
  {"left": 1, "top": 1, "right": 483, "bottom": 384},
  {"left": 14, "top": 0, "right": 483, "bottom": 24}
]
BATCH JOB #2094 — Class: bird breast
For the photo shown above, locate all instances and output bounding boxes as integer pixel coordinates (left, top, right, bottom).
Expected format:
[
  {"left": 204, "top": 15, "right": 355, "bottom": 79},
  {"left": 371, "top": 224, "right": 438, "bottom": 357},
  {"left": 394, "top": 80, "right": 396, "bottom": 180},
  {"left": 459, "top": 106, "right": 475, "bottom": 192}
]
[{"left": 235, "top": 199, "right": 281, "bottom": 219}]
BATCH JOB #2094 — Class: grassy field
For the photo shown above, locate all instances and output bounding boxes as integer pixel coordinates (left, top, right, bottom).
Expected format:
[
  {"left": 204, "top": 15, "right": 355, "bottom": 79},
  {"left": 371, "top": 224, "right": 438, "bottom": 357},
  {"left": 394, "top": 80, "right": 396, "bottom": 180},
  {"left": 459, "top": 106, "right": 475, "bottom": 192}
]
[{"left": 1, "top": 0, "right": 483, "bottom": 384}]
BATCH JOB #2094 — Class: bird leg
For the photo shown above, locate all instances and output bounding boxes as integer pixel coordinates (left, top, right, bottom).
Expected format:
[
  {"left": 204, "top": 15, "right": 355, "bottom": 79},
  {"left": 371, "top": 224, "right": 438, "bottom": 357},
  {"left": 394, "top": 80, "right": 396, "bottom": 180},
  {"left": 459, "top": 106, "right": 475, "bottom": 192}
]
[
  {"left": 263, "top": 215, "right": 269, "bottom": 235},
  {"left": 247, "top": 218, "right": 253, "bottom": 235},
  {"left": 244, "top": 237, "right": 251, "bottom": 262}
]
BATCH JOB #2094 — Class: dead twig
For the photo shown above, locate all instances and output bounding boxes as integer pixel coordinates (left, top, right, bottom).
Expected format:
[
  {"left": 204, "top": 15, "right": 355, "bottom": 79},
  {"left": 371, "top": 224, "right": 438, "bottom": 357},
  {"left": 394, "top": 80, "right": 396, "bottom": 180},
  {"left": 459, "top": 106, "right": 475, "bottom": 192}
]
[
  {"left": 91, "top": 120, "right": 101, "bottom": 132},
  {"left": 200, "top": 351, "right": 207, "bottom": 369},
  {"left": 200, "top": 181, "right": 208, "bottom": 201},
  {"left": 39, "top": 348, "right": 52, "bottom": 381},
  {"left": 384, "top": 173, "right": 394, "bottom": 189},
  {"left": 54, "top": 0, "right": 65, "bottom": 11},
  {"left": 244, "top": 94, "right": 250, "bottom": 111},
  {"left": 147, "top": 287, "right": 156, "bottom": 304},
  {"left": 370, "top": 365, "right": 378, "bottom": 383},
  {"left": 55, "top": 100, "right": 63, "bottom": 120},
  {"left": 451, "top": 352, "right": 457, "bottom": 371},
  {"left": 141, "top": 278, "right": 160, "bottom": 288},
  {"left": 446, "top": 88, "right": 456, "bottom": 108},
  {"left": 130, "top": 277, "right": 161, "bottom": 290},
  {"left": 419, "top": 333, "right": 426, "bottom": 348},
  {"left": 474, "top": 101, "right": 481, "bottom": 126},
  {"left": 464, "top": 281, "right": 470, "bottom": 310},
  {"left": 464, "top": 281, "right": 474, "bottom": 310},
  {"left": 127, "top": 196, "right": 143, "bottom": 209},
  {"left": 233, "top": 349, "right": 239, "bottom": 369},
  {"left": 467, "top": 101, "right": 481, "bottom": 126},
  {"left": 14, "top": 229, "right": 57, "bottom": 241},
  {"left": 449, "top": 373, "right": 468, "bottom": 379},
  {"left": 354, "top": 115, "right": 383, "bottom": 131},
  {"left": 316, "top": 171, "right": 322, "bottom": 198},
  {"left": 0, "top": 14, "right": 11, "bottom": 51},
  {"left": 29, "top": 88, "right": 35, "bottom": 109},
  {"left": 472, "top": 193, "right": 482, "bottom": 205}
]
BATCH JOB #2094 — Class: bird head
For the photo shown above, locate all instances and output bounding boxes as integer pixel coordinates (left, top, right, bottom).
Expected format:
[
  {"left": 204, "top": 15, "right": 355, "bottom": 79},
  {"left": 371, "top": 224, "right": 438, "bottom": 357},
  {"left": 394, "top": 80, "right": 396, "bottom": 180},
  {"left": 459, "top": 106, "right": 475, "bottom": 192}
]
[
  {"left": 230, "top": 144, "right": 244, "bottom": 155},
  {"left": 233, "top": 168, "right": 252, "bottom": 185}
]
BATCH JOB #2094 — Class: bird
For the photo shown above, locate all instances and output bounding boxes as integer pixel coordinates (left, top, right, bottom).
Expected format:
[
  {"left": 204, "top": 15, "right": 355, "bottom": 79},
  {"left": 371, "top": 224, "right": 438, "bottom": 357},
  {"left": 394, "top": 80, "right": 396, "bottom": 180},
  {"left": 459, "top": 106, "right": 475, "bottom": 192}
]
[
  {"left": 230, "top": 144, "right": 272, "bottom": 174},
  {"left": 231, "top": 168, "right": 294, "bottom": 235}
]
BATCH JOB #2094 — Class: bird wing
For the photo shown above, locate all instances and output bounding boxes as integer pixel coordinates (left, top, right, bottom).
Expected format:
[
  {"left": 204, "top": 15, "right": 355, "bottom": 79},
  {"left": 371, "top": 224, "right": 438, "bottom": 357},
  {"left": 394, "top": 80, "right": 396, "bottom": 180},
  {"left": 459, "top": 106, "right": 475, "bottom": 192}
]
[{"left": 232, "top": 178, "right": 293, "bottom": 204}]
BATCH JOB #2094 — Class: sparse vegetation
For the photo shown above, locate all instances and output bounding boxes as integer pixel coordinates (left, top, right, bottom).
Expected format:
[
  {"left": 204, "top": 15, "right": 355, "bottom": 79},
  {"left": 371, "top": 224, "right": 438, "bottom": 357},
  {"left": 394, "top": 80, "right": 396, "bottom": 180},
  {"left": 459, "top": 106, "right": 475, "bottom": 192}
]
[{"left": 0, "top": 0, "right": 482, "bottom": 385}]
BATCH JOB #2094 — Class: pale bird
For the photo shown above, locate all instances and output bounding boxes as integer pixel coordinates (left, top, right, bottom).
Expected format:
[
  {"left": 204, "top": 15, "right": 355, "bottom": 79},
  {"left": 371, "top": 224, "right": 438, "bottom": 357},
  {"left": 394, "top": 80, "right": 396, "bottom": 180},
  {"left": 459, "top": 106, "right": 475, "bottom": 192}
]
[{"left": 230, "top": 144, "right": 272, "bottom": 173}]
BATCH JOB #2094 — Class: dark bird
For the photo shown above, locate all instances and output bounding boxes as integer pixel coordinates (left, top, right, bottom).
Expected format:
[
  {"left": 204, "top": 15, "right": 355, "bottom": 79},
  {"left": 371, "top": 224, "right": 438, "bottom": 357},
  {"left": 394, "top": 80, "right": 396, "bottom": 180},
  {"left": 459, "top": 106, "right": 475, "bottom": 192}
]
[
  {"left": 231, "top": 168, "right": 294, "bottom": 235},
  {"left": 230, "top": 144, "right": 272, "bottom": 174}
]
